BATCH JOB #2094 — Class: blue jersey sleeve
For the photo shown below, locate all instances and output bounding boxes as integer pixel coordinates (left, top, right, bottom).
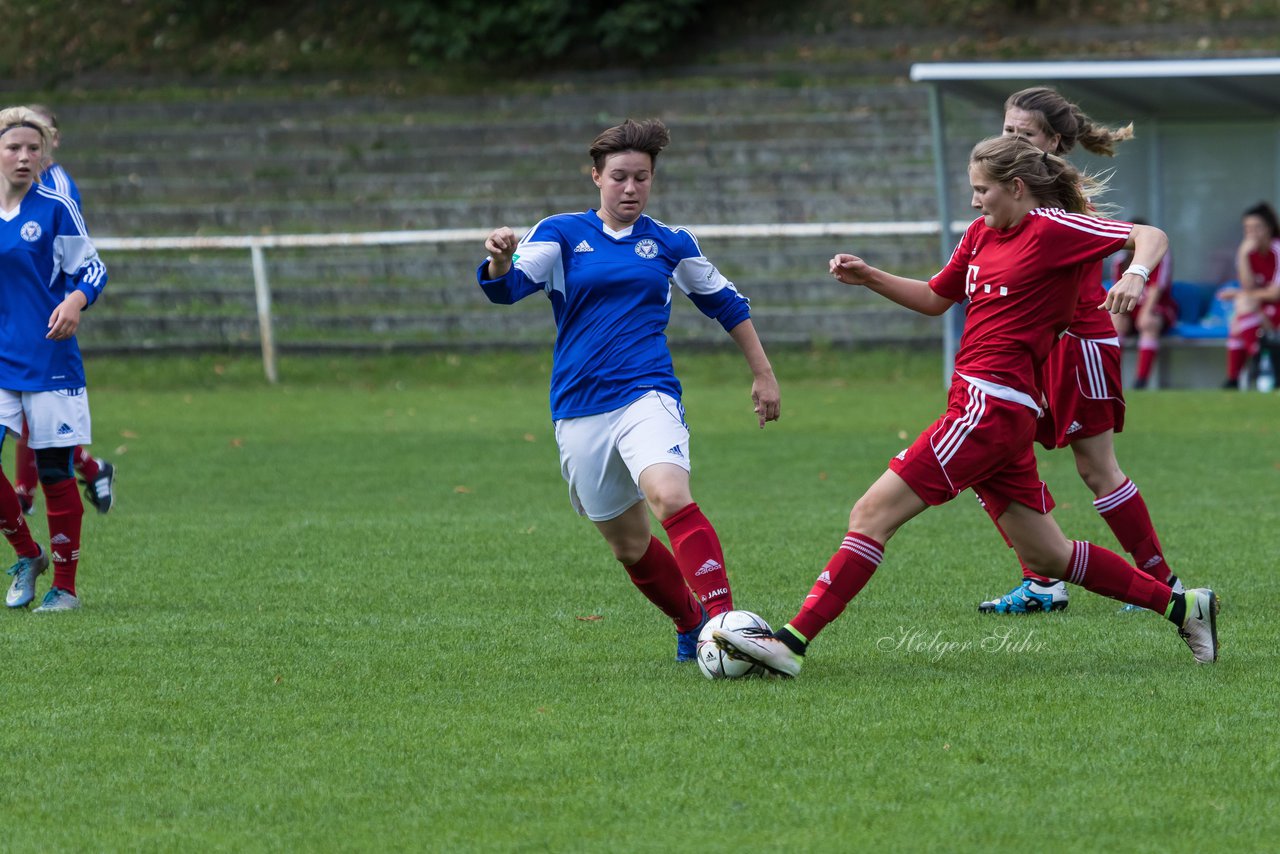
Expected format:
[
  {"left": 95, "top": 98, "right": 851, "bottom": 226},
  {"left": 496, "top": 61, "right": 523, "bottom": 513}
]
[
  {"left": 51, "top": 195, "right": 106, "bottom": 307},
  {"left": 477, "top": 220, "right": 566, "bottom": 304},
  {"left": 670, "top": 244, "right": 751, "bottom": 331}
]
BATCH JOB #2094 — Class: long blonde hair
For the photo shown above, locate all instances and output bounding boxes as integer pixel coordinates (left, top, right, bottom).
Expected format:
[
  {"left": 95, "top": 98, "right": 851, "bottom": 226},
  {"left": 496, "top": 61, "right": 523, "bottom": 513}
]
[{"left": 970, "top": 135, "right": 1110, "bottom": 215}]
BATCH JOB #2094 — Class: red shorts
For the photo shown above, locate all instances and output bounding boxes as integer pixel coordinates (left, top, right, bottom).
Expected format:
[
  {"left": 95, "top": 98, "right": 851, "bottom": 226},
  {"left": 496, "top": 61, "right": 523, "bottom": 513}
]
[
  {"left": 889, "top": 380, "right": 1055, "bottom": 522},
  {"left": 1035, "top": 334, "right": 1126, "bottom": 450}
]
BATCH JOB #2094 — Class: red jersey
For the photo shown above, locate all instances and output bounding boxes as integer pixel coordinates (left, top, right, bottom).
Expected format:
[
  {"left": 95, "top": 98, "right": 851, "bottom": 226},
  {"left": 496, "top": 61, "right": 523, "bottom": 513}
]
[
  {"left": 1108, "top": 253, "right": 1175, "bottom": 313},
  {"left": 932, "top": 210, "right": 1133, "bottom": 403},
  {"left": 1065, "top": 262, "right": 1120, "bottom": 338},
  {"left": 1245, "top": 238, "right": 1280, "bottom": 288}
]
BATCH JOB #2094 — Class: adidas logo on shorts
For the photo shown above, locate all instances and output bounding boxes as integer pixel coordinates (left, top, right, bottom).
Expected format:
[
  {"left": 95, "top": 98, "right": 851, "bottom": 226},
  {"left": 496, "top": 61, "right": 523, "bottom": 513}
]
[{"left": 667, "top": 445, "right": 684, "bottom": 458}]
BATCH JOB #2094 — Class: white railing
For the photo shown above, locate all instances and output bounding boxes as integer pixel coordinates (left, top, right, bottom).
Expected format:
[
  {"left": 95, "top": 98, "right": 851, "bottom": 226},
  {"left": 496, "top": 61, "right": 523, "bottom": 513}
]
[{"left": 95, "top": 220, "right": 972, "bottom": 382}]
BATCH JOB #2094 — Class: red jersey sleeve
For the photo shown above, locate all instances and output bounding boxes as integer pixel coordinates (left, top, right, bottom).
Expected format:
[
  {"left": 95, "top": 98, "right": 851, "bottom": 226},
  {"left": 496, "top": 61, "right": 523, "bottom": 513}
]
[
  {"left": 1032, "top": 210, "right": 1134, "bottom": 269},
  {"left": 929, "top": 218, "right": 984, "bottom": 303}
]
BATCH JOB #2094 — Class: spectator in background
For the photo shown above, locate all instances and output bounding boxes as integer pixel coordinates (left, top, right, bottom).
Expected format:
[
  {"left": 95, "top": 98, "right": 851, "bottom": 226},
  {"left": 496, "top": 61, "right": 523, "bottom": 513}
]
[
  {"left": 1219, "top": 201, "right": 1280, "bottom": 389},
  {"left": 0, "top": 105, "right": 109, "bottom": 612},
  {"left": 1110, "top": 218, "right": 1178, "bottom": 389},
  {"left": 478, "top": 118, "right": 781, "bottom": 662},
  {"left": 8, "top": 104, "right": 116, "bottom": 516}
]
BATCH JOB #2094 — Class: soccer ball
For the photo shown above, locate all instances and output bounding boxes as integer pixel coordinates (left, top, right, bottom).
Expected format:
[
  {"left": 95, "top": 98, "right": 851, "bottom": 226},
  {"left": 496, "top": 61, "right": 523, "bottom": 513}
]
[{"left": 696, "top": 609, "right": 773, "bottom": 680}]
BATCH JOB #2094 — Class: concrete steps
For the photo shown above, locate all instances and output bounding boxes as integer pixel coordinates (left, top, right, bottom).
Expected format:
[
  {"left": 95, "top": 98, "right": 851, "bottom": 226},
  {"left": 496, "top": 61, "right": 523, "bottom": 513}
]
[{"left": 63, "top": 80, "right": 971, "bottom": 353}]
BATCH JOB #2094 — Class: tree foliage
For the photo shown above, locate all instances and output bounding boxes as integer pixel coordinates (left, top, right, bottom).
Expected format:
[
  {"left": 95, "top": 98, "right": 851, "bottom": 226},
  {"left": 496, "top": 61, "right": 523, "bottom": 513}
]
[{"left": 389, "top": 0, "right": 710, "bottom": 65}]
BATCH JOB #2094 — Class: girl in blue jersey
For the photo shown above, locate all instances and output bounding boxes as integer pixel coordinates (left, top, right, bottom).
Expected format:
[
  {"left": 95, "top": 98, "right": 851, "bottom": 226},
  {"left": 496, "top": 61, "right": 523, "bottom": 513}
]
[
  {"left": 8, "top": 104, "right": 116, "bottom": 517},
  {"left": 0, "top": 106, "right": 108, "bottom": 613},
  {"left": 478, "top": 118, "right": 781, "bottom": 662}
]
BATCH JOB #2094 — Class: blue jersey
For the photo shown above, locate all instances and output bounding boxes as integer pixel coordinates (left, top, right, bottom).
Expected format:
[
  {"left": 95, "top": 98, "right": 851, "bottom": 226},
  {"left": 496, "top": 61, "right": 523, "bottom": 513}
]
[
  {"left": 40, "top": 163, "right": 82, "bottom": 211},
  {"left": 0, "top": 183, "right": 108, "bottom": 390},
  {"left": 478, "top": 210, "right": 751, "bottom": 420}
]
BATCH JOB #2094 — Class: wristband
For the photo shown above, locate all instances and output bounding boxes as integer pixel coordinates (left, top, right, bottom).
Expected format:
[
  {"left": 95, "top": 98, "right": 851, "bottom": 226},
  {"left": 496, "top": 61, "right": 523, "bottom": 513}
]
[{"left": 1123, "top": 264, "right": 1151, "bottom": 283}]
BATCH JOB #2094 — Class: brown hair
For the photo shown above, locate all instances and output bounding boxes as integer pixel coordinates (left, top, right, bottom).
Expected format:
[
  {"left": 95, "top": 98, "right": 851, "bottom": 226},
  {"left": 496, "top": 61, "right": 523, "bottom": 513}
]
[
  {"left": 1005, "top": 87, "right": 1133, "bottom": 157},
  {"left": 589, "top": 119, "right": 670, "bottom": 171},
  {"left": 1243, "top": 201, "right": 1280, "bottom": 240},
  {"left": 970, "top": 135, "right": 1108, "bottom": 215}
]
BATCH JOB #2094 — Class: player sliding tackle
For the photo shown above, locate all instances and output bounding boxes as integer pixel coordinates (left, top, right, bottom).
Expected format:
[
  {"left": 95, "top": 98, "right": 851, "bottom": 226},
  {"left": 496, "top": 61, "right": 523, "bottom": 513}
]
[{"left": 714, "top": 135, "right": 1219, "bottom": 677}]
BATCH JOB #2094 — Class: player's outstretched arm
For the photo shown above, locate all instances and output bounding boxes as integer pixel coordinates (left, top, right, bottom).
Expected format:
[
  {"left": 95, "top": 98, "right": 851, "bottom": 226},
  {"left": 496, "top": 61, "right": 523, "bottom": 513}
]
[
  {"left": 727, "top": 319, "right": 780, "bottom": 428},
  {"left": 829, "top": 253, "right": 951, "bottom": 316}
]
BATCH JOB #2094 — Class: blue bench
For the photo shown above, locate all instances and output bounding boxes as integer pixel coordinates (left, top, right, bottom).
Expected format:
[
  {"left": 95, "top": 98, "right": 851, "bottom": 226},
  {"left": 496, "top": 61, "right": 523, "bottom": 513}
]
[
  {"left": 1100, "top": 280, "right": 1230, "bottom": 388},
  {"left": 1168, "top": 281, "right": 1230, "bottom": 340}
]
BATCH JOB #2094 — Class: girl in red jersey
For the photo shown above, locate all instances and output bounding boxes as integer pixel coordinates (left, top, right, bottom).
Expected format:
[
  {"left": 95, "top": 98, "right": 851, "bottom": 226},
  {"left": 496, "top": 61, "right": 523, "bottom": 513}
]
[
  {"left": 1219, "top": 201, "right": 1280, "bottom": 389},
  {"left": 1110, "top": 219, "right": 1179, "bottom": 389},
  {"left": 710, "top": 136, "right": 1219, "bottom": 676},
  {"left": 978, "top": 87, "right": 1182, "bottom": 616}
]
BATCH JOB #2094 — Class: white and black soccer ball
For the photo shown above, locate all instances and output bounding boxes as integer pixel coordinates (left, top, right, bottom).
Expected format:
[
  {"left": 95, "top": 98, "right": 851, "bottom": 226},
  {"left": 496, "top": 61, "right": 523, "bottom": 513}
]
[{"left": 696, "top": 609, "right": 773, "bottom": 680}]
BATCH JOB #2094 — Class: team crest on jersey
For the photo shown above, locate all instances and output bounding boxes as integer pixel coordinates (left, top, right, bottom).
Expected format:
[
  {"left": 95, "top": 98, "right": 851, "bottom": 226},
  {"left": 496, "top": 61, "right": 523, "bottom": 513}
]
[
  {"left": 20, "top": 221, "right": 41, "bottom": 242},
  {"left": 634, "top": 238, "right": 658, "bottom": 259}
]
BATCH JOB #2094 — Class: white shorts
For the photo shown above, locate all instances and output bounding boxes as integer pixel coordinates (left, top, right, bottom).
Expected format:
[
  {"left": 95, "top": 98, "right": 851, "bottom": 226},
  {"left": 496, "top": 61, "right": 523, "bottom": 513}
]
[
  {"left": 0, "top": 387, "right": 92, "bottom": 450},
  {"left": 554, "top": 391, "right": 691, "bottom": 522}
]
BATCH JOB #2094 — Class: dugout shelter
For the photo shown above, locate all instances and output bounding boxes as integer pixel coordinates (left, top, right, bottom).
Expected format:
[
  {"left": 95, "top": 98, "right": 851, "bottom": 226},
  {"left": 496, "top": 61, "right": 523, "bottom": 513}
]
[{"left": 909, "top": 57, "right": 1280, "bottom": 380}]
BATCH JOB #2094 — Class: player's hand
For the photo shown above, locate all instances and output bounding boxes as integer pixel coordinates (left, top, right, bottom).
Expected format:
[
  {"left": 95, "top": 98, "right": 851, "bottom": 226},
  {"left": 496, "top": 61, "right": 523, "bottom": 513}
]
[
  {"left": 47, "top": 294, "right": 85, "bottom": 340},
  {"left": 484, "top": 227, "right": 518, "bottom": 278},
  {"left": 829, "top": 253, "right": 873, "bottom": 286},
  {"left": 1101, "top": 275, "right": 1143, "bottom": 314},
  {"left": 751, "top": 371, "right": 781, "bottom": 428}
]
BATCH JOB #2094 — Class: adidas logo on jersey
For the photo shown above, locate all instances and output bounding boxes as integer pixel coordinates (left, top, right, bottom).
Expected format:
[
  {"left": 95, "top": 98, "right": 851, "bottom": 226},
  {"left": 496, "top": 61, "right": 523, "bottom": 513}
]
[
  {"left": 667, "top": 445, "right": 684, "bottom": 458},
  {"left": 573, "top": 240, "right": 594, "bottom": 253}
]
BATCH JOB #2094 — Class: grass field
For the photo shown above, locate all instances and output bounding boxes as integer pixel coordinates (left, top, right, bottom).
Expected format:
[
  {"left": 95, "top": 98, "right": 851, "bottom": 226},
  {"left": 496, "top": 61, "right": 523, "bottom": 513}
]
[{"left": 2, "top": 349, "right": 1276, "bottom": 852}]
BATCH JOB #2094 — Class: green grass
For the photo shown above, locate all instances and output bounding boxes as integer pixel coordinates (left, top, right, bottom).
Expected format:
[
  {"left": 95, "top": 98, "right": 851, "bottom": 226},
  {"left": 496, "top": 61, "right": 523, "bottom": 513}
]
[{"left": 2, "top": 349, "right": 1276, "bottom": 852}]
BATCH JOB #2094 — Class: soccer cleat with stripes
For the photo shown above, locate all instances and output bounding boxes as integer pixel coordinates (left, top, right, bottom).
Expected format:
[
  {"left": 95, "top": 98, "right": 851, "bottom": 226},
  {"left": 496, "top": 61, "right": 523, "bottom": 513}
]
[
  {"left": 711, "top": 628, "right": 803, "bottom": 678},
  {"left": 32, "top": 587, "right": 81, "bottom": 613},
  {"left": 81, "top": 460, "right": 116, "bottom": 514},
  {"left": 978, "top": 579, "right": 1068, "bottom": 614},
  {"left": 676, "top": 607, "right": 709, "bottom": 662},
  {"left": 5, "top": 547, "right": 49, "bottom": 609},
  {"left": 1176, "top": 588, "right": 1218, "bottom": 664}
]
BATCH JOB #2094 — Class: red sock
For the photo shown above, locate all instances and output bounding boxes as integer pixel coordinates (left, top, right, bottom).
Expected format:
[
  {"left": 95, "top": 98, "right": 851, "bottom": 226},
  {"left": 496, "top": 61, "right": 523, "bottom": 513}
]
[
  {"left": 661, "top": 503, "right": 733, "bottom": 617},
  {"left": 74, "top": 447, "right": 100, "bottom": 480},
  {"left": 1226, "top": 345, "right": 1249, "bottom": 382},
  {"left": 1226, "top": 316, "right": 1260, "bottom": 381},
  {"left": 0, "top": 470, "right": 41, "bottom": 559},
  {"left": 1062, "top": 540, "right": 1171, "bottom": 612},
  {"left": 790, "top": 532, "right": 883, "bottom": 642},
  {"left": 623, "top": 537, "right": 703, "bottom": 632},
  {"left": 1019, "top": 560, "right": 1055, "bottom": 584},
  {"left": 42, "top": 478, "right": 83, "bottom": 596},
  {"left": 1093, "top": 479, "right": 1172, "bottom": 583},
  {"left": 15, "top": 433, "right": 38, "bottom": 499},
  {"left": 1136, "top": 340, "right": 1158, "bottom": 382}
]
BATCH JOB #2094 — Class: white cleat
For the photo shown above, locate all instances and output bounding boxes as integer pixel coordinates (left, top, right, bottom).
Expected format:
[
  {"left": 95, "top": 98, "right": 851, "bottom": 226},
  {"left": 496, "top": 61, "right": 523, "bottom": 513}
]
[
  {"left": 1177, "top": 588, "right": 1219, "bottom": 664},
  {"left": 32, "top": 588, "right": 81, "bottom": 613},
  {"left": 712, "top": 627, "right": 803, "bottom": 678}
]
